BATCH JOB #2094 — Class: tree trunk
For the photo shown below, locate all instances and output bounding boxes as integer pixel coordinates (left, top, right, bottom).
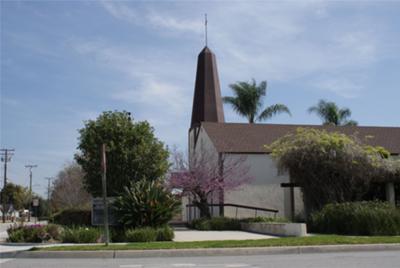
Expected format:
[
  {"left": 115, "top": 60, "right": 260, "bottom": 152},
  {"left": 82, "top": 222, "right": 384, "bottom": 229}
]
[{"left": 193, "top": 199, "right": 211, "bottom": 219}]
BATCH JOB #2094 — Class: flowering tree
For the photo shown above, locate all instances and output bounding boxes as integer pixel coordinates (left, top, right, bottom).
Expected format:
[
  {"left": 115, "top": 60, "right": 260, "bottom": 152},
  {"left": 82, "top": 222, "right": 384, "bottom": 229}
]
[
  {"left": 268, "top": 128, "right": 397, "bottom": 215},
  {"left": 168, "top": 149, "right": 253, "bottom": 218}
]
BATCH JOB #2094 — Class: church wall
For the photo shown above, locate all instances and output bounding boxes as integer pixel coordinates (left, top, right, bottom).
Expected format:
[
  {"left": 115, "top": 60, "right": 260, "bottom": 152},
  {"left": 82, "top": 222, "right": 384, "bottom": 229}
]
[
  {"left": 223, "top": 153, "right": 304, "bottom": 219},
  {"left": 187, "top": 127, "right": 305, "bottom": 221},
  {"left": 186, "top": 126, "right": 221, "bottom": 221}
]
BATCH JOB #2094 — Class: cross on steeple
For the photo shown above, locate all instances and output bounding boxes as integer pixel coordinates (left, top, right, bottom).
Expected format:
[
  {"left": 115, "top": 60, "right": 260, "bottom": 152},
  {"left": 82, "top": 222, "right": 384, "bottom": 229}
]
[{"left": 205, "top": 13, "right": 208, "bottom": 47}]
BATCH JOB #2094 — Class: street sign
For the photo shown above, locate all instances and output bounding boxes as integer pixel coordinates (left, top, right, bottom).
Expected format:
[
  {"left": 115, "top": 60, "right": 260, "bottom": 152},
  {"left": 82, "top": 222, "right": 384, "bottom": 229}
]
[
  {"left": 32, "top": 199, "right": 39, "bottom": 207},
  {"left": 91, "top": 197, "right": 118, "bottom": 226}
]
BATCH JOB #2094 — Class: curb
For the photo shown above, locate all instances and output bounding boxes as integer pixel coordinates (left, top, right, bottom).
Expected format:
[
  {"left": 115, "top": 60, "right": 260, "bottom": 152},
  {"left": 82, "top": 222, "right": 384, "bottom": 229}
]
[{"left": 1, "top": 244, "right": 400, "bottom": 258}]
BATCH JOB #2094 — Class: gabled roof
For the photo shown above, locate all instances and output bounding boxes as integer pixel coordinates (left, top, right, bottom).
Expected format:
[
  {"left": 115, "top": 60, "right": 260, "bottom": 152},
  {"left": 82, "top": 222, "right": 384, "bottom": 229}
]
[{"left": 202, "top": 122, "right": 400, "bottom": 154}]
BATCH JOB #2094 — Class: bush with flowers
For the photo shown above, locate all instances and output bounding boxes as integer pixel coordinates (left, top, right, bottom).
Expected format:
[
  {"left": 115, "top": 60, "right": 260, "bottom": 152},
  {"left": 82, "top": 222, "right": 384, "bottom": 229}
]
[{"left": 7, "top": 223, "right": 62, "bottom": 243}]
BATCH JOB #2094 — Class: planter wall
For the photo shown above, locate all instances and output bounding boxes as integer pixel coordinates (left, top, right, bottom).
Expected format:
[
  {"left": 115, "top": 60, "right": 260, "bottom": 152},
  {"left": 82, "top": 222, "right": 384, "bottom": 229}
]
[{"left": 241, "top": 222, "right": 307, "bottom": 237}]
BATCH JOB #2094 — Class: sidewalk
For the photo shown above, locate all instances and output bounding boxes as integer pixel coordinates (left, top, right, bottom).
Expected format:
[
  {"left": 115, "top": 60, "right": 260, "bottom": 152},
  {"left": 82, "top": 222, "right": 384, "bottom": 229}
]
[{"left": 0, "top": 230, "right": 275, "bottom": 255}]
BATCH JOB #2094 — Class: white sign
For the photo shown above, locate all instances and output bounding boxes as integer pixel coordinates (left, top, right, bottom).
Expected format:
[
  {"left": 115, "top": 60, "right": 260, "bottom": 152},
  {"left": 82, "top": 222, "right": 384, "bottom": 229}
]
[{"left": 32, "top": 199, "right": 39, "bottom": 207}]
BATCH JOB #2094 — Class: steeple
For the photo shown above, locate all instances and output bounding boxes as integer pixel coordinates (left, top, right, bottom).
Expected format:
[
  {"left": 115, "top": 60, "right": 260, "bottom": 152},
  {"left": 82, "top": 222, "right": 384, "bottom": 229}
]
[{"left": 190, "top": 46, "right": 225, "bottom": 128}]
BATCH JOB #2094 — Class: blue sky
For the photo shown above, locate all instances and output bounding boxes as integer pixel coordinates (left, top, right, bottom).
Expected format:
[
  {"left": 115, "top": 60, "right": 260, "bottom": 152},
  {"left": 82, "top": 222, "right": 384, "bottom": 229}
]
[{"left": 1, "top": 1, "right": 400, "bottom": 196}]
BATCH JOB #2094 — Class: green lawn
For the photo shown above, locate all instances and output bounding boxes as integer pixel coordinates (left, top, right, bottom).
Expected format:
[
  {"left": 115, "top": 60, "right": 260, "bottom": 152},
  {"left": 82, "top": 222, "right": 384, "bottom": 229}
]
[{"left": 35, "top": 235, "right": 400, "bottom": 251}]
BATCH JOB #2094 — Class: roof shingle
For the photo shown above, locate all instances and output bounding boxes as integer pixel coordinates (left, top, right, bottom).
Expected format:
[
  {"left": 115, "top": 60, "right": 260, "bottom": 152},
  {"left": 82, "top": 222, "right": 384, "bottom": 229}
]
[{"left": 202, "top": 122, "right": 400, "bottom": 154}]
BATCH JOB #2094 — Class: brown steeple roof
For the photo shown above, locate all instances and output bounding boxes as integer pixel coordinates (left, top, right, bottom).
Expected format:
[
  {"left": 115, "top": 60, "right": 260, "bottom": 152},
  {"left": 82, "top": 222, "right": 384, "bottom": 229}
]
[{"left": 190, "top": 47, "right": 225, "bottom": 128}]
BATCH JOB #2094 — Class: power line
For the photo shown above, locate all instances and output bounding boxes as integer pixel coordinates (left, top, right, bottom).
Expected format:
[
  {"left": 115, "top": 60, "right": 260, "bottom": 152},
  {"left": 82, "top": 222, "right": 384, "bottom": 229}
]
[{"left": 1, "top": 148, "right": 15, "bottom": 223}]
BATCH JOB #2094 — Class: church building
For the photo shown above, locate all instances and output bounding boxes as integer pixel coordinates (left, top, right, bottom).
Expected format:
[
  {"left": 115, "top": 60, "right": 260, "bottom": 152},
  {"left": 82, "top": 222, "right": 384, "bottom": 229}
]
[{"left": 186, "top": 46, "right": 400, "bottom": 221}]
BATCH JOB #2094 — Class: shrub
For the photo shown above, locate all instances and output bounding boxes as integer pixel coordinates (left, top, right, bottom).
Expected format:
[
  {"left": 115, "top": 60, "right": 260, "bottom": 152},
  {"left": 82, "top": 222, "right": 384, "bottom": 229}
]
[
  {"left": 156, "top": 226, "right": 174, "bottom": 241},
  {"left": 190, "top": 217, "right": 241, "bottom": 230},
  {"left": 44, "top": 224, "right": 62, "bottom": 241},
  {"left": 113, "top": 179, "right": 180, "bottom": 228},
  {"left": 110, "top": 227, "right": 126, "bottom": 243},
  {"left": 310, "top": 201, "right": 400, "bottom": 236},
  {"left": 125, "top": 227, "right": 157, "bottom": 242},
  {"left": 240, "top": 216, "right": 289, "bottom": 223},
  {"left": 52, "top": 209, "right": 91, "bottom": 226},
  {"left": 7, "top": 224, "right": 62, "bottom": 243},
  {"left": 61, "top": 226, "right": 101, "bottom": 243},
  {"left": 7, "top": 228, "right": 25, "bottom": 243}
]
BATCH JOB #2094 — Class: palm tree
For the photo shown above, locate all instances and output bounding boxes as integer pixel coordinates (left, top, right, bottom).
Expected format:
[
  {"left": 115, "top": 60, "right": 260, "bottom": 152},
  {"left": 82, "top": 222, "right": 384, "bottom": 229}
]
[
  {"left": 308, "top": 99, "right": 358, "bottom": 126},
  {"left": 223, "top": 79, "right": 291, "bottom": 123}
]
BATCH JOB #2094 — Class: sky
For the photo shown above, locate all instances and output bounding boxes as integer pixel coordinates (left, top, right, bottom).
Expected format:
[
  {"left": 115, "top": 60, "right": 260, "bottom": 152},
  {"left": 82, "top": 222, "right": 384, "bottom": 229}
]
[{"left": 1, "top": 0, "right": 400, "bottom": 197}]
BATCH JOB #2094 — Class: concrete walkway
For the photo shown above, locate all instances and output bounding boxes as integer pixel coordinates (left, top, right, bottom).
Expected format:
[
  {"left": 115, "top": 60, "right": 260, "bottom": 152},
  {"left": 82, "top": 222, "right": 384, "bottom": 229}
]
[{"left": 173, "top": 230, "right": 276, "bottom": 242}]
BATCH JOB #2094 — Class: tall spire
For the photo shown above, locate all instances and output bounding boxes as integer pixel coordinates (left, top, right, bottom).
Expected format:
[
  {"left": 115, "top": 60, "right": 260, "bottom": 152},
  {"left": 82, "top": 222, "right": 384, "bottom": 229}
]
[{"left": 190, "top": 46, "right": 225, "bottom": 128}]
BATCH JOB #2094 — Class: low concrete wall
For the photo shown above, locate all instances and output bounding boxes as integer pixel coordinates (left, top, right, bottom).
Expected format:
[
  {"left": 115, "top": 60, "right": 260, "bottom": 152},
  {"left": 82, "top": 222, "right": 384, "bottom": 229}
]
[{"left": 241, "top": 222, "right": 307, "bottom": 237}]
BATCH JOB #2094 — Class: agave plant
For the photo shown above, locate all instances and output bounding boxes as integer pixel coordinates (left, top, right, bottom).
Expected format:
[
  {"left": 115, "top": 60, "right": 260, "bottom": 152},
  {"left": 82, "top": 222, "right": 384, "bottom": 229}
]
[{"left": 113, "top": 179, "right": 180, "bottom": 228}]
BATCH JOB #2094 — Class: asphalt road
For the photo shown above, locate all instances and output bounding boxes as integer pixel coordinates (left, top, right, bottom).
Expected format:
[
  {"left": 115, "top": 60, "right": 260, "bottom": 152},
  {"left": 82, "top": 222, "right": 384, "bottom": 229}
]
[{"left": 1, "top": 250, "right": 400, "bottom": 268}]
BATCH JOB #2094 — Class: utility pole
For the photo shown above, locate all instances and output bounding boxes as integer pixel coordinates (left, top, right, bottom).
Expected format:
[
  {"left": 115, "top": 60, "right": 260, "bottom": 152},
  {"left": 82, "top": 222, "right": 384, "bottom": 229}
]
[
  {"left": 25, "top": 164, "right": 38, "bottom": 222},
  {"left": 1, "top": 148, "right": 15, "bottom": 223},
  {"left": 44, "top": 177, "right": 53, "bottom": 216},
  {"left": 101, "top": 144, "right": 110, "bottom": 246}
]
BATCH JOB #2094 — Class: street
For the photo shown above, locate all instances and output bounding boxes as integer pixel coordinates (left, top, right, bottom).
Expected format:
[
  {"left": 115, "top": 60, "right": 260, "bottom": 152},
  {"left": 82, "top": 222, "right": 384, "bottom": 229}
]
[{"left": 1, "top": 250, "right": 400, "bottom": 268}]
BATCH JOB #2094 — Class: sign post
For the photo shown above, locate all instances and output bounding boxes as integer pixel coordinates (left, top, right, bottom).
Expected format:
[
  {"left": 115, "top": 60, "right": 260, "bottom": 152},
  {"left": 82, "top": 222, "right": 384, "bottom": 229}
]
[
  {"left": 101, "top": 144, "right": 110, "bottom": 246},
  {"left": 32, "top": 198, "right": 39, "bottom": 224},
  {"left": 280, "top": 182, "right": 299, "bottom": 221}
]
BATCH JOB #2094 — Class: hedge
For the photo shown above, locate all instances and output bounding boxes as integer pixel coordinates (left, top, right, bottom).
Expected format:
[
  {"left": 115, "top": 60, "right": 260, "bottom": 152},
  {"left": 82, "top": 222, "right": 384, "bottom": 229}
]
[
  {"left": 310, "top": 201, "right": 400, "bottom": 235},
  {"left": 52, "top": 209, "right": 91, "bottom": 226},
  {"left": 61, "top": 226, "right": 101, "bottom": 243},
  {"left": 125, "top": 226, "right": 174, "bottom": 242}
]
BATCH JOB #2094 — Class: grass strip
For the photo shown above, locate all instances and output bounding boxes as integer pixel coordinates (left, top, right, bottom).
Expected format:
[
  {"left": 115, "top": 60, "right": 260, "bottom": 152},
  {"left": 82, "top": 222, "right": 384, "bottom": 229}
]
[{"left": 34, "top": 235, "right": 400, "bottom": 251}]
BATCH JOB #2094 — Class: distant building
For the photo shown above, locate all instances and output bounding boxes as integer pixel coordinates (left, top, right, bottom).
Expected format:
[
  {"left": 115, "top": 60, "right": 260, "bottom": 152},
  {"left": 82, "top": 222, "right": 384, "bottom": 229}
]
[{"left": 186, "top": 46, "right": 400, "bottom": 221}]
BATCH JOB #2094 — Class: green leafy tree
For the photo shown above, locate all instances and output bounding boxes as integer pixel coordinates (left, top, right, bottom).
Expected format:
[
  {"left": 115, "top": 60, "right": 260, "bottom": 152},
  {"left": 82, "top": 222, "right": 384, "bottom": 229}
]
[
  {"left": 75, "top": 111, "right": 169, "bottom": 196},
  {"left": 0, "top": 183, "right": 30, "bottom": 211},
  {"left": 223, "top": 79, "right": 291, "bottom": 123},
  {"left": 308, "top": 99, "right": 358, "bottom": 126},
  {"left": 113, "top": 179, "right": 180, "bottom": 228},
  {"left": 268, "top": 128, "right": 389, "bottom": 215}
]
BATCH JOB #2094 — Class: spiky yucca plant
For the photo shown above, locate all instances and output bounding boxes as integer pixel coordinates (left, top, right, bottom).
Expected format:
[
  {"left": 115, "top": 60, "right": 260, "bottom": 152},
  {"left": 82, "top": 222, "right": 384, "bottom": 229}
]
[{"left": 113, "top": 180, "right": 180, "bottom": 228}]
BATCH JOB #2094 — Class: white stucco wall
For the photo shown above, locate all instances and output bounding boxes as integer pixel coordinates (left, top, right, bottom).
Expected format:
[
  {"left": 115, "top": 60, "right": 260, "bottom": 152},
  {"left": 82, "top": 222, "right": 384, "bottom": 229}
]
[
  {"left": 187, "top": 126, "right": 305, "bottom": 221},
  {"left": 187, "top": 126, "right": 221, "bottom": 221},
  {"left": 223, "top": 153, "right": 304, "bottom": 219}
]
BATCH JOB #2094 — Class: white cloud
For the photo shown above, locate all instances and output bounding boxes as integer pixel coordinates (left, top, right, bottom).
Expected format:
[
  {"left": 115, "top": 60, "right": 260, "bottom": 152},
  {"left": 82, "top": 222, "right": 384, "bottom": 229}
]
[
  {"left": 311, "top": 77, "right": 363, "bottom": 99},
  {"left": 98, "top": 1, "right": 381, "bottom": 86},
  {"left": 146, "top": 12, "right": 203, "bottom": 34},
  {"left": 100, "top": 1, "right": 202, "bottom": 35},
  {"left": 93, "top": 2, "right": 392, "bottom": 110},
  {"left": 71, "top": 38, "right": 193, "bottom": 147},
  {"left": 100, "top": 0, "right": 138, "bottom": 23},
  {"left": 112, "top": 78, "right": 189, "bottom": 116}
]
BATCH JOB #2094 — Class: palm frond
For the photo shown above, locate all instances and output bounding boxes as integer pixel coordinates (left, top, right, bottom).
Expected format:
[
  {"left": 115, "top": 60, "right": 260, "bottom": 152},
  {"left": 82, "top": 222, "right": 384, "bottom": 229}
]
[
  {"left": 258, "top": 104, "right": 291, "bottom": 122},
  {"left": 338, "top": 108, "right": 351, "bottom": 121},
  {"left": 224, "top": 79, "right": 287, "bottom": 123},
  {"left": 344, "top": 120, "right": 358, "bottom": 126}
]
